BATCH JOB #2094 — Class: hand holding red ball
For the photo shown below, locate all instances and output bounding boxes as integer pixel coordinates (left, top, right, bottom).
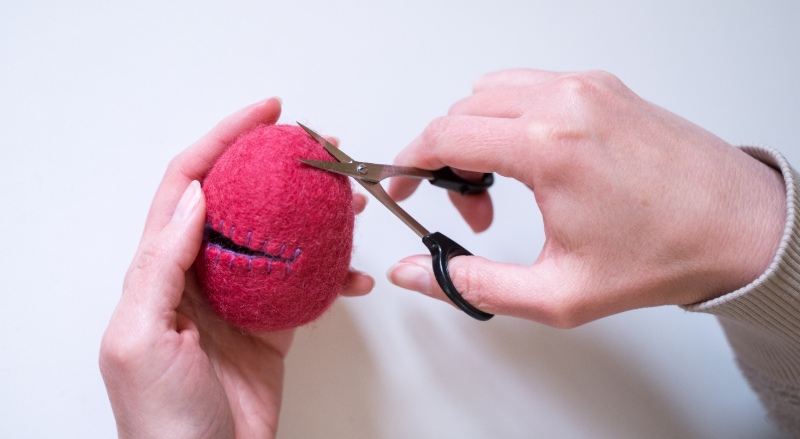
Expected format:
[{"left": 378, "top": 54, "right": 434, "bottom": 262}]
[{"left": 99, "top": 98, "right": 373, "bottom": 439}]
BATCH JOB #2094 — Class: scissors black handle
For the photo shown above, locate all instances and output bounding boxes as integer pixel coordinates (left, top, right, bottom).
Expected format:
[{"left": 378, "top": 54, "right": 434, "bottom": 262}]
[
  {"left": 429, "top": 168, "right": 494, "bottom": 195},
  {"left": 422, "top": 232, "right": 494, "bottom": 321}
]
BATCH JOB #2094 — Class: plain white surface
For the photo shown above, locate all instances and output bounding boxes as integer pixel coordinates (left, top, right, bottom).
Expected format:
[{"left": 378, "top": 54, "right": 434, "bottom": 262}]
[{"left": 1, "top": 1, "right": 798, "bottom": 438}]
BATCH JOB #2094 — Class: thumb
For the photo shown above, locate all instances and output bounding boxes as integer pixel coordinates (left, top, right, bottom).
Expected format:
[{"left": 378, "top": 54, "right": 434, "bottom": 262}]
[
  {"left": 388, "top": 254, "right": 557, "bottom": 321},
  {"left": 123, "top": 180, "right": 206, "bottom": 315},
  {"left": 163, "top": 180, "right": 207, "bottom": 273}
]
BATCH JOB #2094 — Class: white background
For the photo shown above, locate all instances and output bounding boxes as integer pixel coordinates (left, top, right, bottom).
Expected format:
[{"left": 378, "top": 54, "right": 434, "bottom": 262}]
[{"left": 1, "top": 1, "right": 798, "bottom": 438}]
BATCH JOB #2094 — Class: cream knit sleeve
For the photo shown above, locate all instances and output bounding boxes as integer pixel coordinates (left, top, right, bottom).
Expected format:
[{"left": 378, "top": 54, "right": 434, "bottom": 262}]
[{"left": 684, "top": 146, "right": 800, "bottom": 436}]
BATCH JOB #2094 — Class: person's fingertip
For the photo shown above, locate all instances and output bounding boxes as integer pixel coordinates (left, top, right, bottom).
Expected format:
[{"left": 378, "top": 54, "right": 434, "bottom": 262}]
[
  {"left": 386, "top": 180, "right": 402, "bottom": 200},
  {"left": 353, "top": 193, "right": 368, "bottom": 213},
  {"left": 171, "top": 180, "right": 202, "bottom": 222},
  {"left": 469, "top": 220, "right": 490, "bottom": 234},
  {"left": 387, "top": 262, "right": 432, "bottom": 296},
  {"left": 258, "top": 97, "right": 282, "bottom": 124},
  {"left": 387, "top": 178, "right": 419, "bottom": 201},
  {"left": 448, "top": 190, "right": 494, "bottom": 233},
  {"left": 341, "top": 271, "right": 375, "bottom": 296},
  {"left": 354, "top": 272, "right": 376, "bottom": 295}
]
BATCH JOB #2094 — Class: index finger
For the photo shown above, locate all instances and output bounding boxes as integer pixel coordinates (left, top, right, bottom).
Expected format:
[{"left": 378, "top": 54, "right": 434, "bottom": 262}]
[
  {"left": 473, "top": 69, "right": 562, "bottom": 93},
  {"left": 142, "top": 98, "right": 282, "bottom": 240},
  {"left": 390, "top": 115, "right": 525, "bottom": 182}
]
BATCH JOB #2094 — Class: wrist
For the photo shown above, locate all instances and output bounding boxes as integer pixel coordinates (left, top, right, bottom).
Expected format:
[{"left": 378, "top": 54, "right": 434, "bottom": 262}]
[{"left": 698, "top": 146, "right": 787, "bottom": 304}]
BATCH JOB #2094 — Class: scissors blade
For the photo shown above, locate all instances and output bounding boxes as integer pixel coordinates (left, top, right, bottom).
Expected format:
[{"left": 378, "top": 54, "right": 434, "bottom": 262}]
[
  {"left": 298, "top": 159, "right": 431, "bottom": 236},
  {"left": 296, "top": 159, "right": 373, "bottom": 180},
  {"left": 297, "top": 159, "right": 435, "bottom": 183},
  {"left": 297, "top": 122, "right": 353, "bottom": 163},
  {"left": 297, "top": 122, "right": 431, "bottom": 237},
  {"left": 359, "top": 181, "right": 431, "bottom": 238}
]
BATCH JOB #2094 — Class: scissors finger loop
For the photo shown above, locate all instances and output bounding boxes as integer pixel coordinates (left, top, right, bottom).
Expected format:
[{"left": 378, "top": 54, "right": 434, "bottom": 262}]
[{"left": 422, "top": 232, "right": 494, "bottom": 321}]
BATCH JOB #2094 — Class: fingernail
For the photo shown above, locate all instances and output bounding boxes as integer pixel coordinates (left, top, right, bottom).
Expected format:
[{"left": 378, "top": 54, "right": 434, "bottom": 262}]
[
  {"left": 387, "top": 263, "right": 432, "bottom": 295},
  {"left": 172, "top": 181, "right": 201, "bottom": 222},
  {"left": 271, "top": 96, "right": 283, "bottom": 106}
]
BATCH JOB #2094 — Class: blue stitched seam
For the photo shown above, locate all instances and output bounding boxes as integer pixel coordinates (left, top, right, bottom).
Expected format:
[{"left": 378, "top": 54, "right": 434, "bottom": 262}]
[{"left": 202, "top": 221, "right": 301, "bottom": 273}]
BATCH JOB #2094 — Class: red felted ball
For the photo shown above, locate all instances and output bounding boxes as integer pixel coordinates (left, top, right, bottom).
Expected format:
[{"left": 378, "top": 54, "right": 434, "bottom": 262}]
[{"left": 195, "top": 124, "right": 354, "bottom": 332}]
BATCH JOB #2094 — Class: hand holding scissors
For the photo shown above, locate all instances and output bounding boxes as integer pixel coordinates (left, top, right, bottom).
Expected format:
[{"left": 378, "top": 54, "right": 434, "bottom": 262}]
[{"left": 298, "top": 123, "right": 495, "bottom": 321}]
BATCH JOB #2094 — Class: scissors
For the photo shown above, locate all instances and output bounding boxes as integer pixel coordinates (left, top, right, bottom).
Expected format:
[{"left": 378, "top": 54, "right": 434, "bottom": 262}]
[{"left": 297, "top": 123, "right": 495, "bottom": 321}]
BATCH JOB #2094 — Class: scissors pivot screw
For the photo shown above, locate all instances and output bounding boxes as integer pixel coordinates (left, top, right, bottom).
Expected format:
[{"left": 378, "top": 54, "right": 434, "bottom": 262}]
[{"left": 356, "top": 164, "right": 368, "bottom": 175}]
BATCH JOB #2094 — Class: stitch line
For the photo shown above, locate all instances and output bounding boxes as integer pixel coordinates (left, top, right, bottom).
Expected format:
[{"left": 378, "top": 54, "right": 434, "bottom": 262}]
[
  {"left": 205, "top": 241, "right": 300, "bottom": 264},
  {"left": 206, "top": 242, "right": 301, "bottom": 272},
  {"left": 203, "top": 223, "right": 301, "bottom": 272},
  {"left": 286, "top": 248, "right": 302, "bottom": 274}
]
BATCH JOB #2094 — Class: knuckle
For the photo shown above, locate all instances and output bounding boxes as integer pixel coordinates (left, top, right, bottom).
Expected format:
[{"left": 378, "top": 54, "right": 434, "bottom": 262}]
[
  {"left": 422, "top": 117, "right": 450, "bottom": 149},
  {"left": 547, "top": 305, "right": 583, "bottom": 329},
  {"left": 123, "top": 239, "right": 169, "bottom": 292},
  {"left": 557, "top": 70, "right": 597, "bottom": 92},
  {"left": 449, "top": 260, "right": 492, "bottom": 313},
  {"left": 555, "top": 70, "right": 625, "bottom": 103},
  {"left": 537, "top": 286, "right": 589, "bottom": 329},
  {"left": 523, "top": 119, "right": 554, "bottom": 145},
  {"left": 165, "top": 155, "right": 185, "bottom": 177},
  {"left": 588, "top": 69, "right": 626, "bottom": 92},
  {"left": 99, "top": 325, "right": 146, "bottom": 376},
  {"left": 447, "top": 97, "right": 470, "bottom": 116},
  {"left": 584, "top": 69, "right": 620, "bottom": 84},
  {"left": 555, "top": 72, "right": 596, "bottom": 99},
  {"left": 131, "top": 244, "right": 161, "bottom": 278},
  {"left": 522, "top": 119, "right": 582, "bottom": 173},
  {"left": 523, "top": 74, "right": 632, "bottom": 173},
  {"left": 165, "top": 153, "right": 205, "bottom": 183}
]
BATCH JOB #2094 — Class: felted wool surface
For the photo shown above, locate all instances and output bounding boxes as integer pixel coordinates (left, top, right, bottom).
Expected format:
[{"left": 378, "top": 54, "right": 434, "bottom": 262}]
[{"left": 195, "top": 124, "right": 354, "bottom": 332}]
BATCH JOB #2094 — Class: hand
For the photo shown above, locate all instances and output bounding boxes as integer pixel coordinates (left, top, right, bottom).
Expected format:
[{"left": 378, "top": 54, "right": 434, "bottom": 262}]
[
  {"left": 100, "top": 99, "right": 373, "bottom": 439},
  {"left": 387, "top": 69, "right": 786, "bottom": 327}
]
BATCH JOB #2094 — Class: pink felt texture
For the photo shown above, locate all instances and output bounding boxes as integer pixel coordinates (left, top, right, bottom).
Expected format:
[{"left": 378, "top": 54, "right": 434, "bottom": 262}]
[{"left": 195, "top": 124, "right": 354, "bottom": 332}]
